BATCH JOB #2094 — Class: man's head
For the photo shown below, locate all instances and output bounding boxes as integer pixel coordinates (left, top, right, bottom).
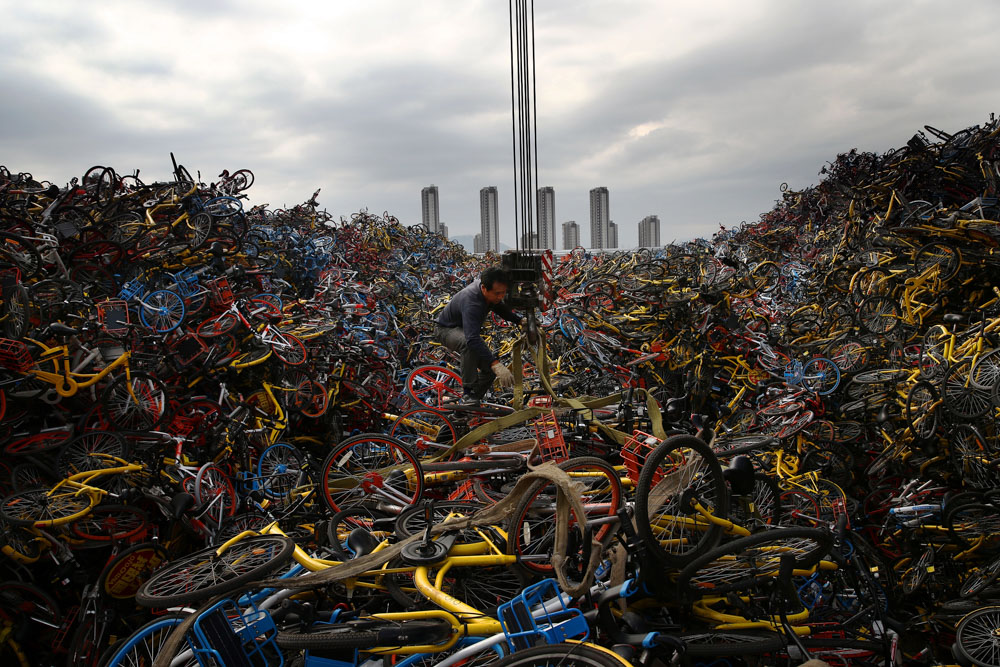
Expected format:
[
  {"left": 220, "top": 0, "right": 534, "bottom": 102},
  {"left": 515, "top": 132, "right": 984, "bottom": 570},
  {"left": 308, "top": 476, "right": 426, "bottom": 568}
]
[{"left": 480, "top": 266, "right": 510, "bottom": 305}]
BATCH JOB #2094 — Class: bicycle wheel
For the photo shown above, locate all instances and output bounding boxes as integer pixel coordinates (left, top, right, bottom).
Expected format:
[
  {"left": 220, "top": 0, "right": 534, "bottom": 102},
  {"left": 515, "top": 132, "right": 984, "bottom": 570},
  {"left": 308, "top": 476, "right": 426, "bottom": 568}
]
[
  {"left": 943, "top": 357, "right": 993, "bottom": 419},
  {"left": 955, "top": 606, "right": 1000, "bottom": 667},
  {"left": 508, "top": 457, "right": 622, "bottom": 576},
  {"left": 729, "top": 473, "right": 783, "bottom": 529},
  {"left": 102, "top": 372, "right": 169, "bottom": 430},
  {"left": 906, "top": 381, "right": 939, "bottom": 441},
  {"left": 193, "top": 463, "right": 237, "bottom": 524},
  {"left": 406, "top": 365, "right": 463, "bottom": 408},
  {"left": 857, "top": 295, "right": 900, "bottom": 335},
  {"left": 0, "top": 232, "right": 42, "bottom": 280},
  {"left": 56, "top": 430, "right": 130, "bottom": 480},
  {"left": 961, "top": 554, "right": 1000, "bottom": 599},
  {"left": 491, "top": 642, "right": 632, "bottom": 667},
  {"left": 950, "top": 424, "right": 994, "bottom": 490},
  {"left": 973, "top": 348, "right": 1000, "bottom": 391},
  {"left": 202, "top": 195, "right": 243, "bottom": 217},
  {"left": 0, "top": 487, "right": 97, "bottom": 528},
  {"left": 269, "top": 330, "right": 307, "bottom": 365},
  {"left": 320, "top": 433, "right": 424, "bottom": 513},
  {"left": 388, "top": 408, "right": 458, "bottom": 458},
  {"left": 256, "top": 442, "right": 307, "bottom": 499},
  {"left": 801, "top": 357, "right": 840, "bottom": 395},
  {"left": 677, "top": 526, "right": 833, "bottom": 595},
  {"left": 137, "top": 289, "right": 185, "bottom": 333},
  {"left": 197, "top": 312, "right": 239, "bottom": 337},
  {"left": 135, "top": 534, "right": 294, "bottom": 607},
  {"left": 946, "top": 502, "right": 1000, "bottom": 549},
  {"left": 70, "top": 504, "right": 149, "bottom": 544},
  {"left": 634, "top": 434, "right": 729, "bottom": 567},
  {"left": 101, "top": 613, "right": 198, "bottom": 667}
]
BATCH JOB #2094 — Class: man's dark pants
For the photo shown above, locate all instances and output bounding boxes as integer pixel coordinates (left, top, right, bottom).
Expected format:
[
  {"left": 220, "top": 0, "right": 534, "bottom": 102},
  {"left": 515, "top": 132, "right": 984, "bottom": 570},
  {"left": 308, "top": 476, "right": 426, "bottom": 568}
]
[{"left": 434, "top": 325, "right": 495, "bottom": 400}]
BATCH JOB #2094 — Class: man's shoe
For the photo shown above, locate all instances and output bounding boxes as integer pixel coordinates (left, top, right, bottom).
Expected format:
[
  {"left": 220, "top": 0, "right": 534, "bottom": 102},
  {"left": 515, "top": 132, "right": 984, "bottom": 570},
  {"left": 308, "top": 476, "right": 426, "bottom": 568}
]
[{"left": 442, "top": 394, "right": 480, "bottom": 408}]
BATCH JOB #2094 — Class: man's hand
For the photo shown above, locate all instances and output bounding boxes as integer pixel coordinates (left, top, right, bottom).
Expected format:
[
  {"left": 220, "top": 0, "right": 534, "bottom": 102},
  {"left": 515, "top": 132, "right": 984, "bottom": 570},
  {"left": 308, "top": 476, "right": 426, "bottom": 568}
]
[{"left": 491, "top": 360, "right": 514, "bottom": 387}]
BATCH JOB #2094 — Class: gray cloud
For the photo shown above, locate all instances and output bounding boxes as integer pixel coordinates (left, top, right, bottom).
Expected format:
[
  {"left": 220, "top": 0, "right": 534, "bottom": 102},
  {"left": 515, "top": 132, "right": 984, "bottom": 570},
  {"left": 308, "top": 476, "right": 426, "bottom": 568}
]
[{"left": 4, "top": 0, "right": 1000, "bottom": 249}]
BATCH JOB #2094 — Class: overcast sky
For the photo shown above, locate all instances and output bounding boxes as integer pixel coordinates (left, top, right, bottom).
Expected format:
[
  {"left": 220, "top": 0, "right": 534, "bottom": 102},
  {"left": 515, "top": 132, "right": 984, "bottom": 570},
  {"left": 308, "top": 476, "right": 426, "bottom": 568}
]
[{"left": 4, "top": 1, "right": 1000, "bottom": 249}]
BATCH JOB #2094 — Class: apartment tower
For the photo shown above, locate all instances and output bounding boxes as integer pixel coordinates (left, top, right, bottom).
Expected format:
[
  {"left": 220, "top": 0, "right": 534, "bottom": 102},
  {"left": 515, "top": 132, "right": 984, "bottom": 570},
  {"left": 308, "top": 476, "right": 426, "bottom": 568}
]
[{"left": 589, "top": 187, "right": 609, "bottom": 249}]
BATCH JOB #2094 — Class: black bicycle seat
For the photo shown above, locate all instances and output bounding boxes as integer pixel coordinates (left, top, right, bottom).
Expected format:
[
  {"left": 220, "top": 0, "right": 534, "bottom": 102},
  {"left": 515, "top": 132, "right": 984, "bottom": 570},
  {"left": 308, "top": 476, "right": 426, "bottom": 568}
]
[{"left": 346, "top": 528, "right": 380, "bottom": 558}]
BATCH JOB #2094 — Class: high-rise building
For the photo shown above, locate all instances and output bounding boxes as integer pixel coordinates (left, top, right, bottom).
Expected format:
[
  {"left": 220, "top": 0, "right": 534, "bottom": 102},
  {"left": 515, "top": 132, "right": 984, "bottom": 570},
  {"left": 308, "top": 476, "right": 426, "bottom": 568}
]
[
  {"left": 562, "top": 221, "right": 579, "bottom": 250},
  {"left": 473, "top": 233, "right": 484, "bottom": 253},
  {"left": 589, "top": 187, "right": 609, "bottom": 249},
  {"left": 638, "top": 215, "right": 660, "bottom": 248},
  {"left": 608, "top": 220, "right": 618, "bottom": 249},
  {"left": 480, "top": 186, "right": 500, "bottom": 252},
  {"left": 537, "top": 186, "right": 556, "bottom": 250},
  {"left": 421, "top": 185, "right": 440, "bottom": 233},
  {"left": 439, "top": 223, "right": 449, "bottom": 239},
  {"left": 520, "top": 232, "right": 539, "bottom": 249}
]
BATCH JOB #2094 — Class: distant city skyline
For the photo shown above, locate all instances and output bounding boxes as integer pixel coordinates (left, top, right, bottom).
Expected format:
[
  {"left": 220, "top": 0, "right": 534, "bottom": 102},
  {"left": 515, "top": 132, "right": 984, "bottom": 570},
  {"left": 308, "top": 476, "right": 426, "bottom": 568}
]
[{"left": 431, "top": 183, "right": 671, "bottom": 250}]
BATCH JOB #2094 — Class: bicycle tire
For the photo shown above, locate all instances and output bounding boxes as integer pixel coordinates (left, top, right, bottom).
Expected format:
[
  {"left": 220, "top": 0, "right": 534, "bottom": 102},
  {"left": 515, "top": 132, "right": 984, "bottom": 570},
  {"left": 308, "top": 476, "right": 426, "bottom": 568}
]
[
  {"left": 491, "top": 641, "right": 632, "bottom": 667},
  {"left": 634, "top": 434, "right": 729, "bottom": 568},
  {"left": 801, "top": 357, "right": 840, "bottom": 394},
  {"left": 955, "top": 606, "right": 1000, "bottom": 667},
  {"left": 135, "top": 534, "right": 294, "bottom": 607},
  {"left": 405, "top": 365, "right": 464, "bottom": 408},
  {"left": 101, "top": 371, "right": 169, "bottom": 430},
  {"left": 138, "top": 289, "right": 185, "bottom": 333},
  {"left": 678, "top": 630, "right": 784, "bottom": 657},
  {"left": 275, "top": 628, "right": 379, "bottom": 650},
  {"left": 961, "top": 554, "right": 1000, "bottom": 599},
  {"left": 677, "top": 526, "right": 833, "bottom": 596},
  {"left": 193, "top": 463, "right": 237, "bottom": 523},
  {"left": 857, "top": 295, "right": 900, "bottom": 335},
  {"left": 950, "top": 424, "right": 994, "bottom": 490},
  {"left": 944, "top": 357, "right": 993, "bottom": 419},
  {"left": 101, "top": 613, "right": 197, "bottom": 667},
  {"left": 277, "top": 618, "right": 452, "bottom": 650},
  {"left": 0, "top": 232, "right": 42, "bottom": 280},
  {"left": 269, "top": 330, "right": 307, "bottom": 366},
  {"left": 197, "top": 312, "right": 239, "bottom": 337},
  {"left": 256, "top": 442, "right": 307, "bottom": 499},
  {"left": 905, "top": 380, "right": 939, "bottom": 441},
  {"left": 320, "top": 433, "right": 424, "bottom": 513},
  {"left": 69, "top": 504, "right": 148, "bottom": 543},
  {"left": 388, "top": 408, "right": 458, "bottom": 457},
  {"left": 946, "top": 502, "right": 1000, "bottom": 549},
  {"left": 0, "top": 486, "right": 98, "bottom": 528}
]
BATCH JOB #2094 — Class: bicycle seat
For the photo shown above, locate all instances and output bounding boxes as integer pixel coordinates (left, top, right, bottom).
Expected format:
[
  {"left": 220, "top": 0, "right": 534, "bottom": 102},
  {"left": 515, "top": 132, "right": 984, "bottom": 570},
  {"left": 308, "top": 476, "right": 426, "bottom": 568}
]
[
  {"left": 876, "top": 404, "right": 892, "bottom": 424},
  {"left": 943, "top": 313, "right": 966, "bottom": 324},
  {"left": 170, "top": 492, "right": 196, "bottom": 520},
  {"left": 722, "top": 455, "right": 756, "bottom": 496},
  {"left": 48, "top": 322, "right": 79, "bottom": 337},
  {"left": 346, "top": 528, "right": 380, "bottom": 558}
]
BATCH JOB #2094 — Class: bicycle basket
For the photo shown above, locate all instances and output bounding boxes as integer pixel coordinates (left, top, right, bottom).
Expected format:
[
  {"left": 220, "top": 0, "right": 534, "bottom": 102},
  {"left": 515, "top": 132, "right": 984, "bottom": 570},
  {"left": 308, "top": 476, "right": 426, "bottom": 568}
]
[
  {"left": 118, "top": 280, "right": 144, "bottom": 301},
  {"left": 208, "top": 277, "right": 234, "bottom": 308},
  {"left": 622, "top": 431, "right": 662, "bottom": 484},
  {"left": 189, "top": 598, "right": 282, "bottom": 667},
  {"left": 0, "top": 338, "right": 32, "bottom": 373},
  {"left": 532, "top": 411, "right": 568, "bottom": 463},
  {"left": 97, "top": 299, "right": 130, "bottom": 335},
  {"left": 498, "top": 578, "right": 588, "bottom": 652},
  {"left": 169, "top": 332, "right": 208, "bottom": 366}
]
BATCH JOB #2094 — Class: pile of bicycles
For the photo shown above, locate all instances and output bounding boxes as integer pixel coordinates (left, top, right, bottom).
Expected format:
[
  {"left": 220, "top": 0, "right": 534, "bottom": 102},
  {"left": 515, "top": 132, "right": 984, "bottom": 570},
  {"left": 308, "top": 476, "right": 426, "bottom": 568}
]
[{"left": 5, "top": 117, "right": 1000, "bottom": 665}]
